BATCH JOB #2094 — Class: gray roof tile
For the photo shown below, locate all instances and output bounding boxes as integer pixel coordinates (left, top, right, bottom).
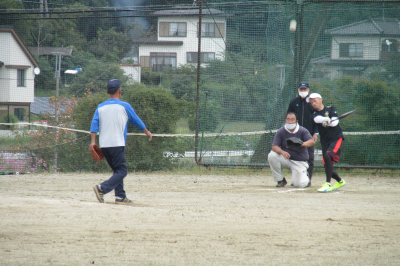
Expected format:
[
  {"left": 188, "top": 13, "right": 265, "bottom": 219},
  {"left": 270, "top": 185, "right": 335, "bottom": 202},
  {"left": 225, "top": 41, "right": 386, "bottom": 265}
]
[
  {"left": 152, "top": 7, "right": 227, "bottom": 17},
  {"left": 30, "top": 97, "right": 68, "bottom": 115},
  {"left": 325, "top": 18, "right": 400, "bottom": 36}
]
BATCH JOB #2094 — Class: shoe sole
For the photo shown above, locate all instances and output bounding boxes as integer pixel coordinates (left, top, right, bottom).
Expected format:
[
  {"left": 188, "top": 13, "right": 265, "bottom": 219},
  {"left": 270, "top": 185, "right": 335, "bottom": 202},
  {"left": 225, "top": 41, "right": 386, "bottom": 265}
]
[
  {"left": 318, "top": 187, "right": 333, "bottom": 192},
  {"left": 93, "top": 185, "right": 104, "bottom": 203},
  {"left": 333, "top": 183, "right": 346, "bottom": 191},
  {"left": 318, "top": 189, "right": 333, "bottom": 193}
]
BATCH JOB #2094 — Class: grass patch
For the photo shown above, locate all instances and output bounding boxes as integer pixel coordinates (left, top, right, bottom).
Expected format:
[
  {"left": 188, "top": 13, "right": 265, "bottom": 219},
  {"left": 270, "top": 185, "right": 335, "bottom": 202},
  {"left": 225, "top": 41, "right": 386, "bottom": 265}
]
[
  {"left": 176, "top": 118, "right": 265, "bottom": 134},
  {"left": 176, "top": 118, "right": 191, "bottom": 134},
  {"left": 217, "top": 121, "right": 266, "bottom": 133}
]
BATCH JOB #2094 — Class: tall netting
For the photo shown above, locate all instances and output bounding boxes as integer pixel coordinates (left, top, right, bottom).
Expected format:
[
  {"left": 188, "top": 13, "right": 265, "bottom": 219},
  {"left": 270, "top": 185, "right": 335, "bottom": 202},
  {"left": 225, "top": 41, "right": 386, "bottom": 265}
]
[
  {"left": 195, "top": 0, "right": 400, "bottom": 168},
  {"left": 0, "top": 0, "right": 399, "bottom": 174}
]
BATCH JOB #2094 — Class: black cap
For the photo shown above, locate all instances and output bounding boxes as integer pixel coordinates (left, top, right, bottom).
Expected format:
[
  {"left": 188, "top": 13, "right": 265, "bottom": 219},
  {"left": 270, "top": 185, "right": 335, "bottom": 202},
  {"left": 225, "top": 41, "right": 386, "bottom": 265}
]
[
  {"left": 298, "top": 82, "right": 309, "bottom": 89},
  {"left": 107, "top": 79, "right": 121, "bottom": 91}
]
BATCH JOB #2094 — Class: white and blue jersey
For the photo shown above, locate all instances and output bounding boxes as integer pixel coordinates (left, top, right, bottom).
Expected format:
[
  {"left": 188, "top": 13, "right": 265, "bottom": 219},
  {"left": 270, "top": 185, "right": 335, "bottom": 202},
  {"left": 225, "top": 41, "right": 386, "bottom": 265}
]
[{"left": 90, "top": 99, "right": 146, "bottom": 148}]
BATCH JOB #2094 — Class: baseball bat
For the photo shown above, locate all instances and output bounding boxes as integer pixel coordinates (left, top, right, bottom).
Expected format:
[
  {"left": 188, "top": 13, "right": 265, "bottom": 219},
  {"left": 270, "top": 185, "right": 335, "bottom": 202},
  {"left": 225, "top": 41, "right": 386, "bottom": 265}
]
[{"left": 331, "top": 110, "right": 357, "bottom": 121}]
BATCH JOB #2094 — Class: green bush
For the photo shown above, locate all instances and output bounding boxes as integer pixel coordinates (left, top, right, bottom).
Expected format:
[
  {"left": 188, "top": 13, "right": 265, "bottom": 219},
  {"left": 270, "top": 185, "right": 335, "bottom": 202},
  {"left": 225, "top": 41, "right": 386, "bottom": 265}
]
[
  {"left": 73, "top": 91, "right": 109, "bottom": 130},
  {"left": 188, "top": 99, "right": 221, "bottom": 133},
  {"left": 123, "top": 86, "right": 184, "bottom": 170},
  {"left": 71, "top": 86, "right": 184, "bottom": 171},
  {"left": 141, "top": 67, "right": 161, "bottom": 86},
  {"left": 0, "top": 114, "right": 19, "bottom": 130},
  {"left": 169, "top": 74, "right": 197, "bottom": 101}
]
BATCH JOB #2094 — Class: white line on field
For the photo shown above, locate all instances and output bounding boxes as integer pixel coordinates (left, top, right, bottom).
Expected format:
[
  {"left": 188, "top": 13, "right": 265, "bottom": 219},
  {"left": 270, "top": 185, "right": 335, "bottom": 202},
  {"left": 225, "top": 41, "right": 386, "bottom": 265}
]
[{"left": 275, "top": 189, "right": 306, "bottom": 193}]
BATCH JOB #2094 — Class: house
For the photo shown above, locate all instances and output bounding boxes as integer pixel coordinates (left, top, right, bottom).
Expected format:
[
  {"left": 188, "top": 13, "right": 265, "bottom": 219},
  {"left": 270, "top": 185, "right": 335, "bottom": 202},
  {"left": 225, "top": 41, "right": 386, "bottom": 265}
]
[
  {"left": 119, "top": 64, "right": 141, "bottom": 84},
  {"left": 310, "top": 18, "right": 400, "bottom": 80},
  {"left": 134, "top": 7, "right": 227, "bottom": 72},
  {"left": 0, "top": 26, "right": 40, "bottom": 123}
]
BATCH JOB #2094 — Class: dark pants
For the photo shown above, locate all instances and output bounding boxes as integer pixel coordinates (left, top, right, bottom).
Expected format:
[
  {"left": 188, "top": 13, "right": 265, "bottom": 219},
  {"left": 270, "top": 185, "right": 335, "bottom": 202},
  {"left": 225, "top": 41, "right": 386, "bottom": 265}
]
[
  {"left": 100, "top": 146, "right": 127, "bottom": 198},
  {"left": 322, "top": 138, "right": 343, "bottom": 183},
  {"left": 307, "top": 146, "right": 314, "bottom": 180}
]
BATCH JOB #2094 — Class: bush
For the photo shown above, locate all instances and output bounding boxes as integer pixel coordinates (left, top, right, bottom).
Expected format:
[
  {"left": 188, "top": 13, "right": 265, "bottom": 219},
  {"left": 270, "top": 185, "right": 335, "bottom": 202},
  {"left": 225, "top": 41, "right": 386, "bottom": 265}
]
[
  {"left": 72, "top": 86, "right": 184, "bottom": 171},
  {"left": 73, "top": 91, "right": 109, "bottom": 130},
  {"left": 141, "top": 67, "right": 161, "bottom": 86},
  {"left": 188, "top": 99, "right": 221, "bottom": 133},
  {"left": 0, "top": 114, "right": 19, "bottom": 130},
  {"left": 123, "top": 86, "right": 183, "bottom": 170}
]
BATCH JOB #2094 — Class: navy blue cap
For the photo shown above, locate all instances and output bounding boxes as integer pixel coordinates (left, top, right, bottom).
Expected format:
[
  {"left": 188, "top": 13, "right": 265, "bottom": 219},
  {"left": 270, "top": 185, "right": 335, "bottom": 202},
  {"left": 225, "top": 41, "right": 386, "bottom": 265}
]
[
  {"left": 107, "top": 79, "right": 121, "bottom": 91},
  {"left": 298, "top": 82, "right": 309, "bottom": 89}
]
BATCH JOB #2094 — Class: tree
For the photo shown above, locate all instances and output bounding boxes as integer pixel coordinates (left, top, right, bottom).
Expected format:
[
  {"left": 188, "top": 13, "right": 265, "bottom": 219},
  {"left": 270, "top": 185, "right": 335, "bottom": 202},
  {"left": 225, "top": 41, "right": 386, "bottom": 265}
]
[
  {"left": 89, "top": 28, "right": 132, "bottom": 61},
  {"left": 30, "top": 19, "right": 55, "bottom": 54},
  {"left": 66, "top": 60, "right": 128, "bottom": 96},
  {"left": 34, "top": 56, "right": 56, "bottom": 94},
  {"left": 384, "top": 53, "right": 400, "bottom": 81}
]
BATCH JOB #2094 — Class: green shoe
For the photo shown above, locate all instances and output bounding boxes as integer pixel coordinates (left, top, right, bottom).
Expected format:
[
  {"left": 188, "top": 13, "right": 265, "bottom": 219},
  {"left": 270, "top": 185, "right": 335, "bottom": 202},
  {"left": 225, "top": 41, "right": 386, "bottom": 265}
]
[
  {"left": 333, "top": 179, "right": 346, "bottom": 190},
  {"left": 318, "top": 182, "right": 333, "bottom": 193}
]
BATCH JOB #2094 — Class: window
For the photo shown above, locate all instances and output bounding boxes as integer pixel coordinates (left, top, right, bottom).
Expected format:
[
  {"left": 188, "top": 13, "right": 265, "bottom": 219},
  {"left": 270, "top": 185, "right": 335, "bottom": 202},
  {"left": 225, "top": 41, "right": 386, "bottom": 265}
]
[
  {"left": 382, "top": 39, "right": 398, "bottom": 52},
  {"left": 17, "top": 69, "right": 25, "bottom": 87},
  {"left": 159, "top": 22, "right": 187, "bottom": 37},
  {"left": 187, "top": 52, "right": 215, "bottom": 63},
  {"left": 339, "top": 43, "right": 363, "bottom": 58},
  {"left": 200, "top": 23, "right": 215, "bottom": 37},
  {"left": 150, "top": 53, "right": 177, "bottom": 72},
  {"left": 140, "top": 56, "right": 150, "bottom": 68},
  {"left": 14, "top": 108, "right": 26, "bottom": 121},
  {"left": 198, "top": 23, "right": 225, "bottom": 38}
]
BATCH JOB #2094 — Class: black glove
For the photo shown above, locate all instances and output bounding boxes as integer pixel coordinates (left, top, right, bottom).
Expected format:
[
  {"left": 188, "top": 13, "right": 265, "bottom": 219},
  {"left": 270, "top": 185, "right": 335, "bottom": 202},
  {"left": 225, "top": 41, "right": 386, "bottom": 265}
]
[{"left": 286, "top": 137, "right": 303, "bottom": 149}]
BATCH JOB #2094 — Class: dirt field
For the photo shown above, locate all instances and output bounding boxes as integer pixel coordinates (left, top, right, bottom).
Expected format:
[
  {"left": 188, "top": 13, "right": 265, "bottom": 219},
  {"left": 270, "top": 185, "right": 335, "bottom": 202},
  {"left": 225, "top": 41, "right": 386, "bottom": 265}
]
[{"left": 1, "top": 171, "right": 400, "bottom": 266}]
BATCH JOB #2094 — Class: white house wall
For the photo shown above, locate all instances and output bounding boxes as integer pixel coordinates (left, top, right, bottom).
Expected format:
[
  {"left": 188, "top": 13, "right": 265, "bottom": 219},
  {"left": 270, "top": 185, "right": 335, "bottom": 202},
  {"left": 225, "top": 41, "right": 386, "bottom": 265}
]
[
  {"left": 0, "top": 32, "right": 12, "bottom": 102},
  {"left": 331, "top": 36, "right": 381, "bottom": 60},
  {"left": 120, "top": 65, "right": 141, "bottom": 84},
  {"left": 0, "top": 31, "right": 35, "bottom": 103},
  {"left": 139, "top": 16, "right": 226, "bottom": 67}
]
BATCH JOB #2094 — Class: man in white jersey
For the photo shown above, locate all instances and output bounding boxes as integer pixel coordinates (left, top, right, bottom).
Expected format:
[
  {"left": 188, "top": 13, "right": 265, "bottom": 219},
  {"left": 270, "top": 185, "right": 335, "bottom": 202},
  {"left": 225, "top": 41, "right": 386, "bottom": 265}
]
[{"left": 91, "top": 79, "right": 152, "bottom": 204}]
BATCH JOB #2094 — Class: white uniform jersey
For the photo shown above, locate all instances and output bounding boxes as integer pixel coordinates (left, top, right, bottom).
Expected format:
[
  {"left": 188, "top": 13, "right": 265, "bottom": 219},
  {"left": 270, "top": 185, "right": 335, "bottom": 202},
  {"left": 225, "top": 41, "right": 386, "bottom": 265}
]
[{"left": 90, "top": 99, "right": 146, "bottom": 148}]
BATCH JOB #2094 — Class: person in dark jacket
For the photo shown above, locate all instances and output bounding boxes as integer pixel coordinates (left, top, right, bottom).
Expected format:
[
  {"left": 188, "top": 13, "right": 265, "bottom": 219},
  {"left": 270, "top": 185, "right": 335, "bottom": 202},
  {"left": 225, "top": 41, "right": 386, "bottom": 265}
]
[{"left": 287, "top": 82, "right": 318, "bottom": 187}]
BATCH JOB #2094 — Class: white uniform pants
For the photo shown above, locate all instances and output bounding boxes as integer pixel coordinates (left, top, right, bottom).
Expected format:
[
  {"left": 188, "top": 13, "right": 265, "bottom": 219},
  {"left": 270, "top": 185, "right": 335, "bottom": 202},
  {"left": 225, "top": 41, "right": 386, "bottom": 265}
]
[{"left": 268, "top": 151, "right": 309, "bottom": 188}]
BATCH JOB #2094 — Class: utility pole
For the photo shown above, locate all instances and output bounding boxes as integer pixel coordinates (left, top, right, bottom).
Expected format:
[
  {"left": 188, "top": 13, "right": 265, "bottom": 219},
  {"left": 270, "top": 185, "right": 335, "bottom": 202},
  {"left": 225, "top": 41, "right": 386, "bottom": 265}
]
[
  {"left": 53, "top": 52, "right": 62, "bottom": 126},
  {"left": 53, "top": 52, "right": 62, "bottom": 170},
  {"left": 293, "top": 0, "right": 304, "bottom": 88},
  {"left": 195, "top": 0, "right": 203, "bottom": 164}
]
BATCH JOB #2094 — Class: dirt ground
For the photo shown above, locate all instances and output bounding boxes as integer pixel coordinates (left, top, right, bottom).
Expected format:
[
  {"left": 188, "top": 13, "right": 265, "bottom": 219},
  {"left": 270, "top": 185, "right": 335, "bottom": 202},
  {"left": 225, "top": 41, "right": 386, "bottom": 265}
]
[{"left": 1, "top": 170, "right": 400, "bottom": 266}]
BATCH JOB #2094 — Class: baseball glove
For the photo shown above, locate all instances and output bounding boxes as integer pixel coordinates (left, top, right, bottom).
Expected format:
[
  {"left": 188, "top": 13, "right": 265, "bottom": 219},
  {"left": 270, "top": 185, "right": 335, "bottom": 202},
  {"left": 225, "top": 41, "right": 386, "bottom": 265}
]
[
  {"left": 90, "top": 144, "right": 104, "bottom": 163},
  {"left": 286, "top": 137, "right": 303, "bottom": 149}
]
